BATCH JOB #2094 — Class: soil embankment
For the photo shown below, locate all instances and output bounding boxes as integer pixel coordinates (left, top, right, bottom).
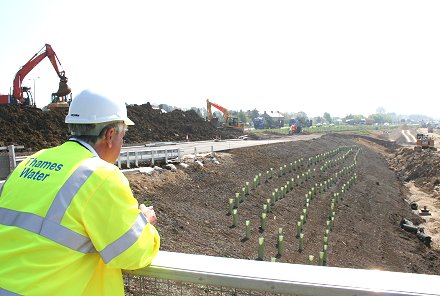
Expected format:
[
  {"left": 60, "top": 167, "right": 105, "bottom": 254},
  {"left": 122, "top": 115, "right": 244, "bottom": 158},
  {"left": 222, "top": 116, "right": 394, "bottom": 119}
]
[
  {"left": 0, "top": 104, "right": 241, "bottom": 151},
  {"left": 128, "top": 133, "right": 440, "bottom": 275}
]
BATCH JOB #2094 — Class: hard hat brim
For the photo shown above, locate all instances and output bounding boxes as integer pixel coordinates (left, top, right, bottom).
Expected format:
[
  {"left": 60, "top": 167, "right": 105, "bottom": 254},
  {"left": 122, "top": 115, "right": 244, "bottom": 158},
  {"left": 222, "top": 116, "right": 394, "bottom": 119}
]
[{"left": 124, "top": 117, "right": 135, "bottom": 126}]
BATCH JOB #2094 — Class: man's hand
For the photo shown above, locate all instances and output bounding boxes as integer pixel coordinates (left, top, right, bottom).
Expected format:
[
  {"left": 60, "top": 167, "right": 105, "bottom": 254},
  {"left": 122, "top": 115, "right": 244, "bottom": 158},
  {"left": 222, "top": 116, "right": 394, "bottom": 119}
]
[{"left": 139, "top": 204, "right": 157, "bottom": 225}]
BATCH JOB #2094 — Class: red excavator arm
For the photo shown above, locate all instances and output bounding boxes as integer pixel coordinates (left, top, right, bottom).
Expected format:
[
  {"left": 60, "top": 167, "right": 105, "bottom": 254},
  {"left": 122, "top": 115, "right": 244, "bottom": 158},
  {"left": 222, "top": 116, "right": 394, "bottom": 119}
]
[
  {"left": 206, "top": 99, "right": 244, "bottom": 131},
  {"left": 206, "top": 99, "right": 230, "bottom": 123},
  {"left": 10, "top": 44, "right": 70, "bottom": 105}
]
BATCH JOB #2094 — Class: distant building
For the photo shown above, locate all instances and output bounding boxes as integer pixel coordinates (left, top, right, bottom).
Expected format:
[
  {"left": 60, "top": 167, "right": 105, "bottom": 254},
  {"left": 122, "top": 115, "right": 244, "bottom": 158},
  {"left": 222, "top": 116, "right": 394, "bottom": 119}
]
[{"left": 260, "top": 111, "right": 284, "bottom": 128}]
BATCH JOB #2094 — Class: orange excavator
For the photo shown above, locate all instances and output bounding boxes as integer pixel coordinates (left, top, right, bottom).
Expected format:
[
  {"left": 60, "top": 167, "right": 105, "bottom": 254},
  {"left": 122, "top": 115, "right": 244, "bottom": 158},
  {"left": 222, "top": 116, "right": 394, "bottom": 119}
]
[
  {"left": 0, "top": 44, "right": 71, "bottom": 110},
  {"left": 206, "top": 99, "right": 244, "bottom": 132}
]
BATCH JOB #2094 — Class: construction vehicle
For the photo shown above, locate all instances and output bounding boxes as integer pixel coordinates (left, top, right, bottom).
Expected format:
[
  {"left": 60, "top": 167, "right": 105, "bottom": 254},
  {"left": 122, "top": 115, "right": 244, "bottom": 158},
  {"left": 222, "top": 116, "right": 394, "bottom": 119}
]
[
  {"left": 0, "top": 44, "right": 71, "bottom": 110},
  {"left": 206, "top": 99, "right": 244, "bottom": 132},
  {"left": 288, "top": 118, "right": 301, "bottom": 134},
  {"left": 414, "top": 134, "right": 437, "bottom": 151}
]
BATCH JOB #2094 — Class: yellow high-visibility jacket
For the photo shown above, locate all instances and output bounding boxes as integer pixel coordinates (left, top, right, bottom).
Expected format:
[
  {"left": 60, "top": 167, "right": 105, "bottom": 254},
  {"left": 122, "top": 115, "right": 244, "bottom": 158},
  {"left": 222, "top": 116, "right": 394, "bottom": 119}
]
[{"left": 0, "top": 140, "right": 160, "bottom": 295}]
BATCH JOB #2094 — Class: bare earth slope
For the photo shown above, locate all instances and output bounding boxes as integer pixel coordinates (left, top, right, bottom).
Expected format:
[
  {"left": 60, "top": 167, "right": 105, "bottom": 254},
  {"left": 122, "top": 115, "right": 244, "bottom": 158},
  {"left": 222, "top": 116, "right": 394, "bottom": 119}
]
[{"left": 127, "top": 133, "right": 440, "bottom": 275}]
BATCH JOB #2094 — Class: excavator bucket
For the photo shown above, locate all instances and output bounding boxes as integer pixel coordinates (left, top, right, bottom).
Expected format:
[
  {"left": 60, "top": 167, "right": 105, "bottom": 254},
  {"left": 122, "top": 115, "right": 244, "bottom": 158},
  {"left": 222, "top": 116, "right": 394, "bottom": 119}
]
[
  {"left": 55, "top": 79, "right": 71, "bottom": 97},
  {"left": 47, "top": 75, "right": 72, "bottom": 111}
]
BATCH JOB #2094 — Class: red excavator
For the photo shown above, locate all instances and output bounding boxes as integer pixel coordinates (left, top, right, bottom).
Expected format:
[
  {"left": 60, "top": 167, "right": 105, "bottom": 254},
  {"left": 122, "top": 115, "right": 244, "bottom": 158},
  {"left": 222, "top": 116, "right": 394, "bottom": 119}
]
[
  {"left": 0, "top": 44, "right": 71, "bottom": 110},
  {"left": 206, "top": 99, "right": 244, "bottom": 132}
]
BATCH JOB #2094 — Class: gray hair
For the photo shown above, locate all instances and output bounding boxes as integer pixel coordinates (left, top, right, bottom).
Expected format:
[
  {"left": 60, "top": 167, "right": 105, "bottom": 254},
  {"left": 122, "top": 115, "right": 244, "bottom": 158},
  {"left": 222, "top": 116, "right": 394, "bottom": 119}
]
[{"left": 68, "top": 121, "right": 126, "bottom": 145}]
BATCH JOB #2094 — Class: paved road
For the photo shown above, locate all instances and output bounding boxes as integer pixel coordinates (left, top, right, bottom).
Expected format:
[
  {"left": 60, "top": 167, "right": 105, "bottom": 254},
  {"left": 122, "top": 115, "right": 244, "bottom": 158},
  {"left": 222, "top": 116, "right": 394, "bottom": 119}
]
[{"left": 122, "top": 134, "right": 322, "bottom": 156}]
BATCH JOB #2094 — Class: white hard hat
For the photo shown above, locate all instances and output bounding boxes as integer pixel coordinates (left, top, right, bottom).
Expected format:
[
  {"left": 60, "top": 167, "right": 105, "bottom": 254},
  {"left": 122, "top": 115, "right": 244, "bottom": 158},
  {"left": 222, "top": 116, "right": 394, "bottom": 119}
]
[{"left": 65, "top": 89, "right": 134, "bottom": 125}]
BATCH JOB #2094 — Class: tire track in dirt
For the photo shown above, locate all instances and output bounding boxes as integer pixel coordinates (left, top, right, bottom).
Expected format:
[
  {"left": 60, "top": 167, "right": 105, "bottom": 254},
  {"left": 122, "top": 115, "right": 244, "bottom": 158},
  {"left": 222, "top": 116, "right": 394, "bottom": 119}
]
[{"left": 401, "top": 129, "right": 416, "bottom": 143}]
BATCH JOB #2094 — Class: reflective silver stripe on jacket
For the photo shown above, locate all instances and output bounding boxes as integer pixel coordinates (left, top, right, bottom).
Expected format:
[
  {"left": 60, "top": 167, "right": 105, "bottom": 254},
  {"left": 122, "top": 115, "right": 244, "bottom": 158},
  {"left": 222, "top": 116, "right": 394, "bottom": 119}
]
[
  {"left": 0, "top": 208, "right": 95, "bottom": 253},
  {"left": 46, "top": 158, "right": 96, "bottom": 223},
  {"left": 0, "top": 287, "right": 21, "bottom": 296},
  {"left": 100, "top": 213, "right": 148, "bottom": 263}
]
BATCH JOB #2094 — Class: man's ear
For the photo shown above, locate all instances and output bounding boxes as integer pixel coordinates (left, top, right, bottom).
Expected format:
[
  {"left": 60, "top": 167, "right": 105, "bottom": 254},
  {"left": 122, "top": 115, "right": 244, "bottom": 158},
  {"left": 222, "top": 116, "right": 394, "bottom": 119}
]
[{"left": 104, "top": 127, "right": 116, "bottom": 147}]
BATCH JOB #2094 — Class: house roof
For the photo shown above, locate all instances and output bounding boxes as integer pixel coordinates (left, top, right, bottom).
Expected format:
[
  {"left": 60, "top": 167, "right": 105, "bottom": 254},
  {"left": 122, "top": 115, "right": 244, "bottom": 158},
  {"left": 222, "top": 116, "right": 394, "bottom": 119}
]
[{"left": 263, "top": 111, "right": 284, "bottom": 118}]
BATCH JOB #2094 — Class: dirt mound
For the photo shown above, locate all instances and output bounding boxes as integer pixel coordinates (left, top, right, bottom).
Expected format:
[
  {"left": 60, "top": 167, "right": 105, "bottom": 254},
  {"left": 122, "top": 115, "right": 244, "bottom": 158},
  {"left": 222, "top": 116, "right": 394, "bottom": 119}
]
[
  {"left": 0, "top": 105, "right": 69, "bottom": 152},
  {"left": 389, "top": 147, "right": 440, "bottom": 194},
  {"left": 126, "top": 103, "right": 241, "bottom": 143},
  {"left": 0, "top": 104, "right": 241, "bottom": 151}
]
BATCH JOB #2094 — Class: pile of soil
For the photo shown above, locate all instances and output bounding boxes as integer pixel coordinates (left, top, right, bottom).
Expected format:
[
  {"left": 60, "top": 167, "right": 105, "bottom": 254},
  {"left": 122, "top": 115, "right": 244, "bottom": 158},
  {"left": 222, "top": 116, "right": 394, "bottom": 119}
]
[
  {"left": 389, "top": 147, "right": 440, "bottom": 194},
  {"left": 0, "top": 106, "right": 69, "bottom": 151},
  {"left": 0, "top": 104, "right": 241, "bottom": 151},
  {"left": 126, "top": 103, "right": 241, "bottom": 143}
]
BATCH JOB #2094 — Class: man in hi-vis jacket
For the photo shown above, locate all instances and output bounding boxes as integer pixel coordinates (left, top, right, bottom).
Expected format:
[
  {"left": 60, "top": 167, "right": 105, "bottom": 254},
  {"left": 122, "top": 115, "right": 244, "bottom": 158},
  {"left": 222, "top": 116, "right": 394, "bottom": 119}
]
[{"left": 0, "top": 90, "right": 160, "bottom": 295}]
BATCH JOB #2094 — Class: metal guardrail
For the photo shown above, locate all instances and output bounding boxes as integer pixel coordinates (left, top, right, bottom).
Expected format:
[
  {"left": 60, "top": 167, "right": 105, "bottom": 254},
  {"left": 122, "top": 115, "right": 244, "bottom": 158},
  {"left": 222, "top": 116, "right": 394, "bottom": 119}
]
[
  {"left": 124, "top": 251, "right": 440, "bottom": 296},
  {"left": 117, "top": 148, "right": 181, "bottom": 169},
  {"left": 0, "top": 145, "right": 181, "bottom": 181},
  {"left": 0, "top": 145, "right": 25, "bottom": 180}
]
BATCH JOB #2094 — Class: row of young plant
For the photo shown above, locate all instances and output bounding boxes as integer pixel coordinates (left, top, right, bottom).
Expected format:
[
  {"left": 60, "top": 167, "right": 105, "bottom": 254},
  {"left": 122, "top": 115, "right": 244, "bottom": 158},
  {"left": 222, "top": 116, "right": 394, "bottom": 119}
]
[
  {"left": 306, "top": 147, "right": 361, "bottom": 266},
  {"left": 226, "top": 145, "right": 361, "bottom": 262},
  {"left": 307, "top": 171, "right": 359, "bottom": 266},
  {"left": 264, "top": 150, "right": 360, "bottom": 262},
  {"left": 227, "top": 146, "right": 358, "bottom": 215},
  {"left": 297, "top": 148, "right": 361, "bottom": 265}
]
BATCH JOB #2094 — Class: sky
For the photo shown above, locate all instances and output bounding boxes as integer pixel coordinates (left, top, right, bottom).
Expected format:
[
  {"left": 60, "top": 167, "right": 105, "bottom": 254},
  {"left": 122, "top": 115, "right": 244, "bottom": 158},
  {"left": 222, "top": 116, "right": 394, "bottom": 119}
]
[{"left": 0, "top": 0, "right": 439, "bottom": 119}]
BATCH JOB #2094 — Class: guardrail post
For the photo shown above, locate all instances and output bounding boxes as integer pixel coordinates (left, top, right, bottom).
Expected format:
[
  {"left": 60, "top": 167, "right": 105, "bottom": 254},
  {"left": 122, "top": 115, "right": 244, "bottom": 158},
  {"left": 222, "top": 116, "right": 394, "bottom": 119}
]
[
  {"left": 211, "top": 146, "right": 215, "bottom": 157},
  {"left": 151, "top": 150, "right": 155, "bottom": 166},
  {"left": 165, "top": 149, "right": 168, "bottom": 163},
  {"left": 126, "top": 151, "right": 130, "bottom": 168},
  {"left": 134, "top": 151, "right": 139, "bottom": 167},
  {"left": 117, "top": 154, "right": 122, "bottom": 168},
  {"left": 8, "top": 145, "right": 16, "bottom": 171}
]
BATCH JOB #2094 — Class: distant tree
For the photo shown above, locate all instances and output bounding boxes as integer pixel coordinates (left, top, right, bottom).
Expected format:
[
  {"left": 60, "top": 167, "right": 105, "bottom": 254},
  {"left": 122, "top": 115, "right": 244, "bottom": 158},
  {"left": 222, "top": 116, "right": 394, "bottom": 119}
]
[
  {"left": 229, "top": 110, "right": 236, "bottom": 116},
  {"left": 159, "top": 103, "right": 174, "bottom": 112},
  {"left": 323, "top": 112, "right": 332, "bottom": 123},
  {"left": 248, "top": 109, "right": 260, "bottom": 120},
  {"left": 368, "top": 113, "right": 393, "bottom": 124},
  {"left": 213, "top": 111, "right": 224, "bottom": 122},
  {"left": 408, "top": 114, "right": 432, "bottom": 122},
  {"left": 368, "top": 114, "right": 382, "bottom": 124},
  {"left": 294, "top": 111, "right": 310, "bottom": 127},
  {"left": 238, "top": 110, "right": 248, "bottom": 123},
  {"left": 388, "top": 112, "right": 398, "bottom": 123},
  {"left": 314, "top": 116, "right": 324, "bottom": 124},
  {"left": 282, "top": 112, "right": 296, "bottom": 121},
  {"left": 344, "top": 114, "right": 365, "bottom": 124},
  {"left": 200, "top": 107, "right": 207, "bottom": 119},
  {"left": 376, "top": 107, "right": 386, "bottom": 114},
  {"left": 191, "top": 107, "right": 204, "bottom": 118}
]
